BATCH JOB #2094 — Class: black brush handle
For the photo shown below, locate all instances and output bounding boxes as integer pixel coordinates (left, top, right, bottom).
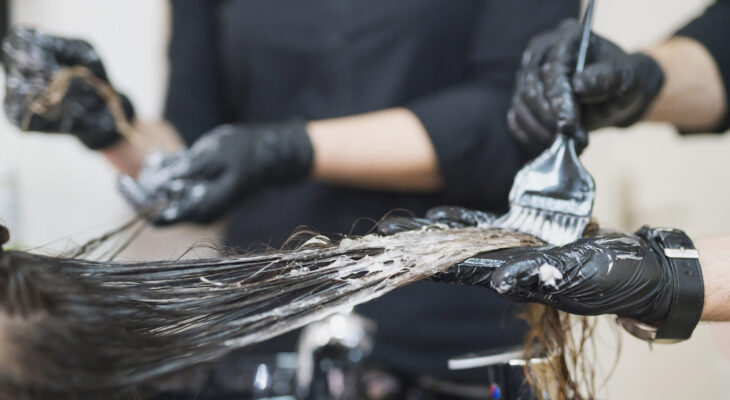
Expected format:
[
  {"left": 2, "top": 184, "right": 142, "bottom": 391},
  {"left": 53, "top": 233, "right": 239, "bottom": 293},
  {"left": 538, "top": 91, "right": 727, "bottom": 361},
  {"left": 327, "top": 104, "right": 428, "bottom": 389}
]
[
  {"left": 576, "top": 0, "right": 596, "bottom": 74},
  {"left": 572, "top": 0, "right": 596, "bottom": 150}
]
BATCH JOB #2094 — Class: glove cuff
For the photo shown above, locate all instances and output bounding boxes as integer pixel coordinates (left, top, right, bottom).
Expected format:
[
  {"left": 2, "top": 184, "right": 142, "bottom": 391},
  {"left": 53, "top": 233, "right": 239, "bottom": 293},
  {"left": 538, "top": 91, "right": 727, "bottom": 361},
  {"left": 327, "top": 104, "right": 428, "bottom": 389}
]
[
  {"left": 634, "top": 226, "right": 704, "bottom": 342},
  {"left": 266, "top": 121, "right": 314, "bottom": 184}
]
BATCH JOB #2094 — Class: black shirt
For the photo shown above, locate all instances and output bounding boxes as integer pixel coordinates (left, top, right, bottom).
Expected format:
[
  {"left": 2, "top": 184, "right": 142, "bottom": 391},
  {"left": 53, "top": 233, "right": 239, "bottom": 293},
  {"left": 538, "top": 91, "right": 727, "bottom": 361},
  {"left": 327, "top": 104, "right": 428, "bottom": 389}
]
[{"left": 165, "top": 0, "right": 578, "bottom": 381}]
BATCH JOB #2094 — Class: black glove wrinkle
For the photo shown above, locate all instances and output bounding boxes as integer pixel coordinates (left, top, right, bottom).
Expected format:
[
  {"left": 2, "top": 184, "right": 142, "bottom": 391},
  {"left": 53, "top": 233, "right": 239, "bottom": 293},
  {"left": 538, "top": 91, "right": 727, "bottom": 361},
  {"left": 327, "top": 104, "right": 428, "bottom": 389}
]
[
  {"left": 2, "top": 26, "right": 134, "bottom": 150},
  {"left": 118, "top": 122, "right": 313, "bottom": 225},
  {"left": 424, "top": 206, "right": 497, "bottom": 227},
  {"left": 509, "top": 19, "right": 665, "bottom": 153},
  {"left": 489, "top": 232, "right": 676, "bottom": 325}
]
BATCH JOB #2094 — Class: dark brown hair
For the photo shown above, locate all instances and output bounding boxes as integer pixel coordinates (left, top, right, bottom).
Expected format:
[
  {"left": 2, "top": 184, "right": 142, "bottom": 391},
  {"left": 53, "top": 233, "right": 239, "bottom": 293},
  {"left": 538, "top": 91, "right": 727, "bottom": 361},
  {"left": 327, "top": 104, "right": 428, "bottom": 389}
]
[{"left": 0, "top": 223, "right": 547, "bottom": 399}]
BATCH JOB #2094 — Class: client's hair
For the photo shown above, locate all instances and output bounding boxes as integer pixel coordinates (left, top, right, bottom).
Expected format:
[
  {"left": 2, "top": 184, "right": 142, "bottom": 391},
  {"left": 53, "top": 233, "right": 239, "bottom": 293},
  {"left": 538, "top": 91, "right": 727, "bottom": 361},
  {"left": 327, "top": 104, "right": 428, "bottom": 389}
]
[
  {"left": 0, "top": 223, "right": 553, "bottom": 399},
  {"left": 8, "top": 41, "right": 604, "bottom": 398}
]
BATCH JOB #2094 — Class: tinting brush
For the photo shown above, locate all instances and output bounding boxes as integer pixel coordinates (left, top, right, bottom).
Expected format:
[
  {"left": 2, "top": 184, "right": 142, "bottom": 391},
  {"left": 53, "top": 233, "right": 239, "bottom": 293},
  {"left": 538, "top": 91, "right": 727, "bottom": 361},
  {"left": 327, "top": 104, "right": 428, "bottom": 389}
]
[{"left": 495, "top": 0, "right": 596, "bottom": 246}]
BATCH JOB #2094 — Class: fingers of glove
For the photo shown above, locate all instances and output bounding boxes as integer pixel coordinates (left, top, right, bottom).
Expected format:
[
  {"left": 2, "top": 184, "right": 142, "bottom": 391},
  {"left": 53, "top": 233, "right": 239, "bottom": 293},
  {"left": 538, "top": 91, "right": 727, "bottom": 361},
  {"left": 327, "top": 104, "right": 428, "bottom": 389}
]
[
  {"left": 512, "top": 30, "right": 561, "bottom": 138},
  {"left": 432, "top": 263, "right": 493, "bottom": 286},
  {"left": 520, "top": 69, "right": 558, "bottom": 130},
  {"left": 490, "top": 252, "right": 571, "bottom": 298},
  {"left": 452, "top": 246, "right": 553, "bottom": 284},
  {"left": 190, "top": 125, "right": 236, "bottom": 157},
  {"left": 542, "top": 20, "right": 582, "bottom": 136},
  {"left": 580, "top": 93, "right": 642, "bottom": 130},
  {"left": 377, "top": 216, "right": 447, "bottom": 236},
  {"left": 171, "top": 175, "right": 238, "bottom": 225},
  {"left": 2, "top": 27, "right": 54, "bottom": 71},
  {"left": 510, "top": 95, "right": 555, "bottom": 149},
  {"left": 23, "top": 113, "right": 59, "bottom": 132},
  {"left": 117, "top": 174, "right": 174, "bottom": 226},
  {"left": 48, "top": 37, "right": 107, "bottom": 80},
  {"left": 521, "top": 27, "right": 560, "bottom": 71},
  {"left": 135, "top": 149, "right": 220, "bottom": 195},
  {"left": 133, "top": 150, "right": 185, "bottom": 193},
  {"left": 172, "top": 127, "right": 238, "bottom": 180},
  {"left": 508, "top": 108, "right": 553, "bottom": 158},
  {"left": 507, "top": 108, "right": 535, "bottom": 153},
  {"left": 3, "top": 90, "right": 58, "bottom": 131},
  {"left": 572, "top": 62, "right": 625, "bottom": 103},
  {"left": 121, "top": 175, "right": 222, "bottom": 226},
  {"left": 118, "top": 150, "right": 234, "bottom": 226},
  {"left": 462, "top": 246, "right": 554, "bottom": 268},
  {"left": 510, "top": 28, "right": 561, "bottom": 144},
  {"left": 493, "top": 235, "right": 634, "bottom": 292},
  {"left": 169, "top": 149, "right": 225, "bottom": 181},
  {"left": 425, "top": 206, "right": 497, "bottom": 227},
  {"left": 573, "top": 127, "right": 589, "bottom": 154},
  {"left": 117, "top": 174, "right": 150, "bottom": 210}
]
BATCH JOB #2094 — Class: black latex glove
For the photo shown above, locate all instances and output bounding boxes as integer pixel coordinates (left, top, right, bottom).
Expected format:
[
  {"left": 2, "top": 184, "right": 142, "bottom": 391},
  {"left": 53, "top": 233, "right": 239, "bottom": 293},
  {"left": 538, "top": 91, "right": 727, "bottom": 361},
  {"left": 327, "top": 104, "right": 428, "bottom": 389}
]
[
  {"left": 377, "top": 206, "right": 498, "bottom": 236},
  {"left": 489, "top": 228, "right": 679, "bottom": 325},
  {"left": 118, "top": 122, "right": 313, "bottom": 225},
  {"left": 2, "top": 26, "right": 134, "bottom": 150},
  {"left": 508, "top": 19, "right": 664, "bottom": 156}
]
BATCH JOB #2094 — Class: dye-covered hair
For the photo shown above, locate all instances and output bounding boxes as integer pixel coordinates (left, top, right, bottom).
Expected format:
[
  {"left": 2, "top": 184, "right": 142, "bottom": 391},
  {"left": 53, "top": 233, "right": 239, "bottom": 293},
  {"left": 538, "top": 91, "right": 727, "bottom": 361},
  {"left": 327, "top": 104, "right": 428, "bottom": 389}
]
[
  {"left": 5, "top": 62, "right": 606, "bottom": 398},
  {"left": 0, "top": 223, "right": 548, "bottom": 399}
]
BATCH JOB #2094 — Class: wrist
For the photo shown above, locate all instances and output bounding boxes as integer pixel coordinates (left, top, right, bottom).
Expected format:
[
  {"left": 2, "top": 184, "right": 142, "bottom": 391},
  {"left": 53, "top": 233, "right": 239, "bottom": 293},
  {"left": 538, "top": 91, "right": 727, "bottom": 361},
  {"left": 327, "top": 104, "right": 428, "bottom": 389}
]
[
  {"left": 695, "top": 236, "right": 730, "bottom": 321},
  {"left": 625, "top": 227, "right": 704, "bottom": 342},
  {"left": 265, "top": 121, "right": 314, "bottom": 184}
]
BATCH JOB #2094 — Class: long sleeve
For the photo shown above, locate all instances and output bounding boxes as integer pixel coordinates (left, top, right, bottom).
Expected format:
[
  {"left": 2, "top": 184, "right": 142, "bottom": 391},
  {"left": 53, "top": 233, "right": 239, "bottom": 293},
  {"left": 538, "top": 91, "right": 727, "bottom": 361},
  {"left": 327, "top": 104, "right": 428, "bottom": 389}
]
[
  {"left": 405, "top": 0, "right": 579, "bottom": 209},
  {"left": 164, "top": 0, "right": 234, "bottom": 145},
  {"left": 677, "top": 0, "right": 730, "bottom": 133}
]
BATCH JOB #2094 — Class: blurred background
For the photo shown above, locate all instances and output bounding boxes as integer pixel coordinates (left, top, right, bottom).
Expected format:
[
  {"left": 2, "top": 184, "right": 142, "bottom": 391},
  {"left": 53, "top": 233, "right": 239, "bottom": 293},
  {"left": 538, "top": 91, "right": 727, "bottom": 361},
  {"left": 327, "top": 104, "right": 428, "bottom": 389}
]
[{"left": 0, "top": 0, "right": 727, "bottom": 398}]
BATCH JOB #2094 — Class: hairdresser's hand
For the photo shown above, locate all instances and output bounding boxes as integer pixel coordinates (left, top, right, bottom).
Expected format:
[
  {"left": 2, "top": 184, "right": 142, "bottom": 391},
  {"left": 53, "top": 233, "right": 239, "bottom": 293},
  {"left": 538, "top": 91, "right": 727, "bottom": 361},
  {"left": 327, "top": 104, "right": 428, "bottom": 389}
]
[
  {"left": 378, "top": 206, "right": 547, "bottom": 285},
  {"left": 377, "top": 206, "right": 498, "bottom": 235},
  {"left": 489, "top": 228, "right": 684, "bottom": 327},
  {"left": 508, "top": 19, "right": 665, "bottom": 156},
  {"left": 2, "top": 26, "right": 134, "bottom": 149},
  {"left": 118, "top": 122, "right": 313, "bottom": 225}
]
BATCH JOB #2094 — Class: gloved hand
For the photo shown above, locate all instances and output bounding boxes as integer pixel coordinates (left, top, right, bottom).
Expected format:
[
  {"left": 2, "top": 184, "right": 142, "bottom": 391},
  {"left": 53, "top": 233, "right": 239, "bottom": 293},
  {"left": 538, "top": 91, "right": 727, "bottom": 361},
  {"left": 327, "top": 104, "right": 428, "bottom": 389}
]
[
  {"left": 489, "top": 228, "right": 689, "bottom": 327},
  {"left": 508, "top": 19, "right": 665, "bottom": 156},
  {"left": 378, "top": 206, "right": 547, "bottom": 284},
  {"left": 377, "top": 206, "right": 498, "bottom": 235},
  {"left": 118, "top": 122, "right": 313, "bottom": 225},
  {"left": 381, "top": 208, "right": 690, "bottom": 329},
  {"left": 2, "top": 26, "right": 135, "bottom": 150}
]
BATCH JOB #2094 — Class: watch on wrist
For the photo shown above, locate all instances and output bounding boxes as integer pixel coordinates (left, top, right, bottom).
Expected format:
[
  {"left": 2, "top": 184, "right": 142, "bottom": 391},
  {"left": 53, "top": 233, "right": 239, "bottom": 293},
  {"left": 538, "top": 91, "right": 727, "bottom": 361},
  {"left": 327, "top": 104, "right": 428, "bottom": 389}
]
[{"left": 618, "top": 227, "right": 704, "bottom": 344}]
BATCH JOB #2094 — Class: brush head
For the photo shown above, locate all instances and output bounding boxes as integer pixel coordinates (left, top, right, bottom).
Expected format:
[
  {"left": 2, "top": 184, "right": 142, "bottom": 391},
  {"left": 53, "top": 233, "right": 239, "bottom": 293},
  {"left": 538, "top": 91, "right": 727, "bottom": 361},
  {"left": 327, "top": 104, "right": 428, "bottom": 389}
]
[
  {"left": 496, "top": 134, "right": 595, "bottom": 245},
  {"left": 496, "top": 205, "right": 590, "bottom": 246}
]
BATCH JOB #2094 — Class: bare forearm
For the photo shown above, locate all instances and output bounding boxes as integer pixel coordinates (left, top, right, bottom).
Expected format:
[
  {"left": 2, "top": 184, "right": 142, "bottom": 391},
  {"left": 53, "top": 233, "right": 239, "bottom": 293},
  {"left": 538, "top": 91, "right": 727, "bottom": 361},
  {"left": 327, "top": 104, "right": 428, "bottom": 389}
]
[
  {"left": 307, "top": 108, "right": 443, "bottom": 192},
  {"left": 101, "top": 139, "right": 146, "bottom": 177},
  {"left": 110, "top": 110, "right": 444, "bottom": 192},
  {"left": 697, "top": 236, "right": 730, "bottom": 321},
  {"left": 643, "top": 37, "right": 727, "bottom": 131}
]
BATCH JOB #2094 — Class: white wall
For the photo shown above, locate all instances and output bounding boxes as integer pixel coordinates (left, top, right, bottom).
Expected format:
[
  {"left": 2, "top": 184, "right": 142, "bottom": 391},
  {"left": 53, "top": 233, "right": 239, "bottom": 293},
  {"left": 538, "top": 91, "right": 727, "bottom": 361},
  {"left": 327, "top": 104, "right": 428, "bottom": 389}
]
[
  {"left": 2, "top": 0, "right": 221, "bottom": 259},
  {"left": 1, "top": 0, "right": 728, "bottom": 398}
]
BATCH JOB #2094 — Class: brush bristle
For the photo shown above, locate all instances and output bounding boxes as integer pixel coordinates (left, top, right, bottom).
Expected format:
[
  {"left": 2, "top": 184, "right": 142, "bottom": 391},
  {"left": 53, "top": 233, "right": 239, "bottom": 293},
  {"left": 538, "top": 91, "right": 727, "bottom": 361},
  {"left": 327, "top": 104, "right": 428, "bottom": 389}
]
[{"left": 496, "top": 206, "right": 589, "bottom": 245}]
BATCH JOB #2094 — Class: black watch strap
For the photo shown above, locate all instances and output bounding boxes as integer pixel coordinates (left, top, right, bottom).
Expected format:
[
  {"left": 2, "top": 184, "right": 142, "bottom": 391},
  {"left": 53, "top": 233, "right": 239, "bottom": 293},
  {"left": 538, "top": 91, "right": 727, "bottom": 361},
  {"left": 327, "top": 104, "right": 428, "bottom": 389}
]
[{"left": 639, "top": 227, "right": 704, "bottom": 341}]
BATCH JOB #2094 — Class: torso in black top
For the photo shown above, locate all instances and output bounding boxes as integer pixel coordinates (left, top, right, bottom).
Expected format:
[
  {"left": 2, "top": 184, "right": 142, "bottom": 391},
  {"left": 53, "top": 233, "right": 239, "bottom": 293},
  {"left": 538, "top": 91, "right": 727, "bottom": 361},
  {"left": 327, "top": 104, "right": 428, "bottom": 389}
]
[{"left": 165, "top": 0, "right": 578, "bottom": 382}]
